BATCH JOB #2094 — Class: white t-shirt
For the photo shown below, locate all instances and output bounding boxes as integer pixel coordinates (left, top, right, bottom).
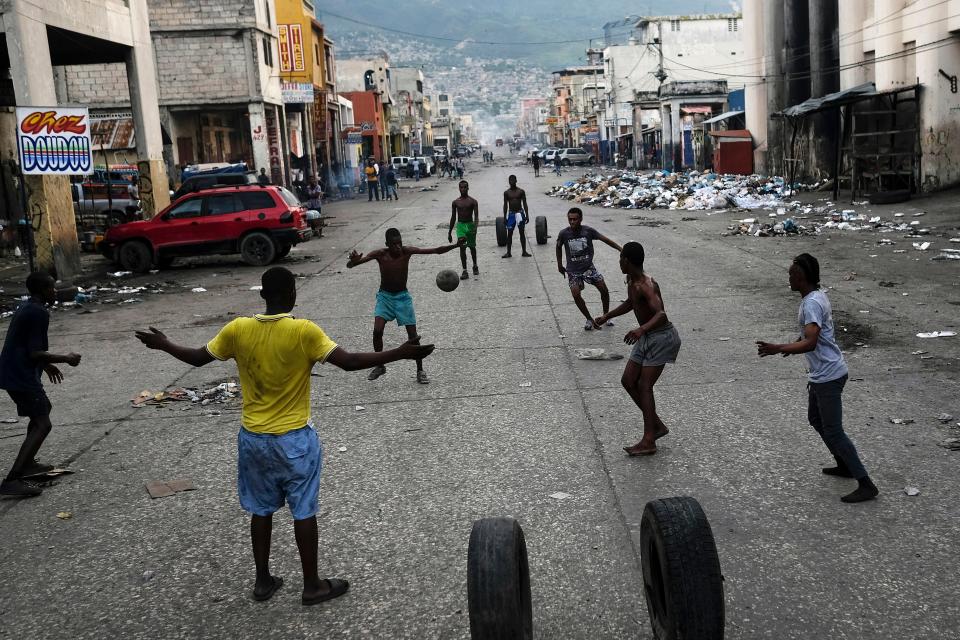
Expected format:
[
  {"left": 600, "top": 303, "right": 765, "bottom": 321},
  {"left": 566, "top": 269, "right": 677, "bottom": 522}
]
[{"left": 798, "top": 289, "right": 848, "bottom": 383}]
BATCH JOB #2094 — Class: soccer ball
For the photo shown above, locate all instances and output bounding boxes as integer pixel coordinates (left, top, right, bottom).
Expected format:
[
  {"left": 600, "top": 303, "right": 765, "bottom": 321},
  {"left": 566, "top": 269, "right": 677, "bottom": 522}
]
[{"left": 436, "top": 269, "right": 460, "bottom": 292}]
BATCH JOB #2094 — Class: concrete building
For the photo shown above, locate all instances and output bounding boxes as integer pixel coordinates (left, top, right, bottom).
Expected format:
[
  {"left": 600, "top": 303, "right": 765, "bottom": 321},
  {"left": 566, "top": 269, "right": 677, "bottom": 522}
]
[
  {"left": 390, "top": 67, "right": 425, "bottom": 155},
  {"left": 595, "top": 12, "right": 744, "bottom": 166},
  {"left": 337, "top": 55, "right": 393, "bottom": 159},
  {"left": 313, "top": 24, "right": 343, "bottom": 188},
  {"left": 53, "top": 0, "right": 289, "bottom": 188},
  {"left": 548, "top": 66, "right": 604, "bottom": 147},
  {"left": 338, "top": 90, "right": 386, "bottom": 161},
  {"left": 744, "top": 0, "right": 960, "bottom": 191},
  {"left": 1, "top": 0, "right": 170, "bottom": 278}
]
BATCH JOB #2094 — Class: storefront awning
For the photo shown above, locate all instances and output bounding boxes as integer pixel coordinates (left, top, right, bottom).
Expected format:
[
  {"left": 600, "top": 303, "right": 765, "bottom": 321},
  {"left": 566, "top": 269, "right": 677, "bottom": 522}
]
[
  {"left": 708, "top": 129, "right": 752, "bottom": 139},
  {"left": 775, "top": 82, "right": 877, "bottom": 118},
  {"left": 701, "top": 110, "right": 744, "bottom": 125},
  {"left": 680, "top": 106, "right": 713, "bottom": 115}
]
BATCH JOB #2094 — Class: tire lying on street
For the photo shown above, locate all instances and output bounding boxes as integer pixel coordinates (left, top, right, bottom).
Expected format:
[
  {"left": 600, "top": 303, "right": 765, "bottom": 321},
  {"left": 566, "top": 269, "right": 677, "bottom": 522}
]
[
  {"left": 240, "top": 231, "right": 277, "bottom": 266},
  {"left": 118, "top": 240, "right": 153, "bottom": 273},
  {"left": 495, "top": 216, "right": 508, "bottom": 247},
  {"left": 640, "top": 496, "right": 724, "bottom": 640},
  {"left": 467, "top": 517, "right": 533, "bottom": 640},
  {"left": 535, "top": 216, "right": 548, "bottom": 245}
]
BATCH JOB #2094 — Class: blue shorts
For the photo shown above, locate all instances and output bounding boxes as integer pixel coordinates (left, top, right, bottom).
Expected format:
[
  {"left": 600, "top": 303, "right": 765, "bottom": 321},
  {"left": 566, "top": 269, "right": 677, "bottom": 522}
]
[
  {"left": 375, "top": 289, "right": 416, "bottom": 326},
  {"left": 237, "top": 425, "right": 322, "bottom": 520},
  {"left": 506, "top": 211, "right": 527, "bottom": 230}
]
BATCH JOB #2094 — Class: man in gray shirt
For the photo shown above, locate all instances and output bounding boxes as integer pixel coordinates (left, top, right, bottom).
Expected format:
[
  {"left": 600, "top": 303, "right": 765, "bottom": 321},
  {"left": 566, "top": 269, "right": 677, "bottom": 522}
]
[{"left": 757, "top": 253, "right": 878, "bottom": 503}]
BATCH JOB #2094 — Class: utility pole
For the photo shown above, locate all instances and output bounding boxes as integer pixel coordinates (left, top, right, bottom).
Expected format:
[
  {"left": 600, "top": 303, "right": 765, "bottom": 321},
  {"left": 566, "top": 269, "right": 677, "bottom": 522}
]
[{"left": 654, "top": 20, "right": 667, "bottom": 87}]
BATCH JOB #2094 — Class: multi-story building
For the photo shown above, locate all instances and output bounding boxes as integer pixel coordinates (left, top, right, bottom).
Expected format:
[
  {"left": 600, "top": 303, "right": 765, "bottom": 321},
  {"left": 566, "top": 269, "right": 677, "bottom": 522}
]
[
  {"left": 337, "top": 55, "right": 394, "bottom": 159},
  {"left": 390, "top": 67, "right": 426, "bottom": 155},
  {"left": 548, "top": 66, "right": 604, "bottom": 147},
  {"left": 744, "top": 0, "right": 960, "bottom": 191},
  {"left": 55, "top": 0, "right": 289, "bottom": 187},
  {"left": 313, "top": 24, "right": 343, "bottom": 187}
]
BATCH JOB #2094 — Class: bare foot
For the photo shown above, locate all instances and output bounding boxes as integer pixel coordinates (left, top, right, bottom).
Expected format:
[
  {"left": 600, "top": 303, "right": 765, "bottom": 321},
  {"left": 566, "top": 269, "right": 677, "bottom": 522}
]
[
  {"left": 623, "top": 440, "right": 657, "bottom": 456},
  {"left": 654, "top": 425, "right": 670, "bottom": 440}
]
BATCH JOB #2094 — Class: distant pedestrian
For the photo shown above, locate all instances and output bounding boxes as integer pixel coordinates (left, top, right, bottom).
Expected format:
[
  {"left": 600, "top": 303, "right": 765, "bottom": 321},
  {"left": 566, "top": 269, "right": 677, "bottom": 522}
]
[
  {"left": 412, "top": 157, "right": 421, "bottom": 182},
  {"left": 306, "top": 177, "right": 324, "bottom": 237},
  {"left": 554, "top": 154, "right": 563, "bottom": 176},
  {"left": 365, "top": 160, "right": 380, "bottom": 202},
  {"left": 531, "top": 152, "right": 541, "bottom": 177},
  {"left": 384, "top": 165, "right": 399, "bottom": 201},
  {"left": 136, "top": 266, "right": 433, "bottom": 604},
  {"left": 0, "top": 273, "right": 82, "bottom": 497},
  {"left": 595, "top": 243, "right": 681, "bottom": 457},
  {"left": 756, "top": 253, "right": 879, "bottom": 504},
  {"left": 257, "top": 168, "right": 271, "bottom": 186},
  {"left": 456, "top": 158, "right": 464, "bottom": 179},
  {"left": 378, "top": 162, "right": 389, "bottom": 201}
]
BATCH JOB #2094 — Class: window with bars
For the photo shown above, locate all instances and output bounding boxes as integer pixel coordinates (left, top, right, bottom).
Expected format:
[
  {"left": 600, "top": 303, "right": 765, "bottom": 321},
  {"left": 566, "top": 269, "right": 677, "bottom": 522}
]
[
  {"left": 670, "top": 19, "right": 681, "bottom": 31},
  {"left": 728, "top": 18, "right": 738, "bottom": 32}
]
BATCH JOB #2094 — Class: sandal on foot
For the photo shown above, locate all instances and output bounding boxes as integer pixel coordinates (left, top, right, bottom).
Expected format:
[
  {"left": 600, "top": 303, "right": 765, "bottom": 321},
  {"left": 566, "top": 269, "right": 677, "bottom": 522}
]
[
  {"left": 302, "top": 578, "right": 350, "bottom": 606},
  {"left": 368, "top": 365, "right": 387, "bottom": 381},
  {"left": 416, "top": 370, "right": 430, "bottom": 384},
  {"left": 252, "top": 576, "right": 283, "bottom": 602}
]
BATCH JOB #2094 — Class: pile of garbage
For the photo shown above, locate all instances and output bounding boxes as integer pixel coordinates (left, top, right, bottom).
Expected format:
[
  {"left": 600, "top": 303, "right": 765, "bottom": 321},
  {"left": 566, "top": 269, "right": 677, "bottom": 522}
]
[
  {"left": 132, "top": 382, "right": 240, "bottom": 408},
  {"left": 546, "top": 170, "right": 816, "bottom": 211}
]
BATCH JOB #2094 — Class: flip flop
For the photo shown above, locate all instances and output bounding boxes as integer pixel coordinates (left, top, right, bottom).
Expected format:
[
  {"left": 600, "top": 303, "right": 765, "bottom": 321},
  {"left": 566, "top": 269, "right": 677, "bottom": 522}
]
[
  {"left": 252, "top": 576, "right": 283, "bottom": 602},
  {"left": 302, "top": 578, "right": 350, "bottom": 606},
  {"left": 623, "top": 445, "right": 657, "bottom": 456}
]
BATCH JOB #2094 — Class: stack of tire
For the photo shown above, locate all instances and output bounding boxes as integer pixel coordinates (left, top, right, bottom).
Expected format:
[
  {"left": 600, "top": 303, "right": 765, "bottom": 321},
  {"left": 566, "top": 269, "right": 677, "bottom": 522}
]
[{"left": 495, "top": 216, "right": 548, "bottom": 247}]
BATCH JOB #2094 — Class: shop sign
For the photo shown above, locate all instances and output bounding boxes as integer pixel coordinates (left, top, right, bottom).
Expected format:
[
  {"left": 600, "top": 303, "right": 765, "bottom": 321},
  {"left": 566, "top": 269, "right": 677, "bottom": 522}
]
[
  {"left": 281, "top": 82, "right": 315, "bottom": 104},
  {"left": 16, "top": 107, "right": 93, "bottom": 175},
  {"left": 278, "top": 25, "right": 292, "bottom": 73}
]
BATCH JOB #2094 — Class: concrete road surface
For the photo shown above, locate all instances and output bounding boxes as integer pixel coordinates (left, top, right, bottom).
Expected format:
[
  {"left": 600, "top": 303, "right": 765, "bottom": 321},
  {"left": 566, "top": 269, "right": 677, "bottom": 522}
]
[{"left": 1, "top": 149, "right": 958, "bottom": 639}]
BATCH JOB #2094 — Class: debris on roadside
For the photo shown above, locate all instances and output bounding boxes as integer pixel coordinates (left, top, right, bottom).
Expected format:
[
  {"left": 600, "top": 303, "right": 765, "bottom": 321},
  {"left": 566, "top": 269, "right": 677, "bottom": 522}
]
[
  {"left": 936, "top": 413, "right": 955, "bottom": 423},
  {"left": 131, "top": 382, "right": 240, "bottom": 407},
  {"left": 548, "top": 492, "right": 572, "bottom": 500},
  {"left": 56, "top": 511, "right": 73, "bottom": 520},
  {"left": 146, "top": 479, "right": 196, "bottom": 499},
  {"left": 904, "top": 486, "right": 921, "bottom": 496},
  {"left": 938, "top": 438, "right": 960, "bottom": 451},
  {"left": 574, "top": 348, "right": 624, "bottom": 360},
  {"left": 890, "top": 418, "right": 915, "bottom": 425},
  {"left": 916, "top": 331, "right": 957, "bottom": 338}
]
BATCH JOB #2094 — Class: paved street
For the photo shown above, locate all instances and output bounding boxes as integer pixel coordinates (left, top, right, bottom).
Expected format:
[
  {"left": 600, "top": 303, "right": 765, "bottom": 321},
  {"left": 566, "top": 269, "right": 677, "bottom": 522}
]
[{"left": 1, "top": 151, "right": 959, "bottom": 639}]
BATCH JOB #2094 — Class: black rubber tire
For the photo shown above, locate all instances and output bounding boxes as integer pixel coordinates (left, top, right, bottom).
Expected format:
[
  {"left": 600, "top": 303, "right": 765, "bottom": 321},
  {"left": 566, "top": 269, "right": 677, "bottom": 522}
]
[
  {"left": 240, "top": 231, "right": 277, "bottom": 266},
  {"left": 535, "top": 216, "right": 548, "bottom": 245},
  {"left": 118, "top": 240, "right": 153, "bottom": 273},
  {"left": 495, "top": 216, "right": 508, "bottom": 247},
  {"left": 868, "top": 189, "right": 911, "bottom": 205},
  {"left": 276, "top": 244, "right": 292, "bottom": 258},
  {"left": 587, "top": 157, "right": 595, "bottom": 165},
  {"left": 562, "top": 159, "right": 571, "bottom": 166},
  {"left": 641, "top": 497, "right": 724, "bottom": 640},
  {"left": 467, "top": 517, "right": 533, "bottom": 640}
]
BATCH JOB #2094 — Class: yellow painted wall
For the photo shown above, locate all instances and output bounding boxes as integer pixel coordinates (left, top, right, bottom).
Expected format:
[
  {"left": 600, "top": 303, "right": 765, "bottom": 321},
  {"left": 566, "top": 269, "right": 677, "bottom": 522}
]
[{"left": 274, "top": 0, "right": 315, "bottom": 83}]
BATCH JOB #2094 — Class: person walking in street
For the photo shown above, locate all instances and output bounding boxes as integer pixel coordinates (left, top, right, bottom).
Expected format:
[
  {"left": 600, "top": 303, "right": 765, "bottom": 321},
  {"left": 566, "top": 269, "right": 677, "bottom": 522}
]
[
  {"left": 554, "top": 153, "right": 563, "bottom": 176},
  {"left": 556, "top": 207, "right": 621, "bottom": 331},
  {"left": 378, "top": 162, "right": 389, "bottom": 202},
  {"left": 257, "top": 168, "right": 271, "bottom": 186},
  {"left": 456, "top": 157, "right": 465, "bottom": 180},
  {"left": 756, "top": 253, "right": 879, "bottom": 504},
  {"left": 0, "top": 273, "right": 82, "bottom": 497},
  {"left": 412, "top": 157, "right": 421, "bottom": 182},
  {"left": 136, "top": 267, "right": 434, "bottom": 604},
  {"left": 305, "top": 177, "right": 324, "bottom": 237},
  {"left": 347, "top": 231, "right": 463, "bottom": 384},
  {"left": 364, "top": 160, "right": 380, "bottom": 202},
  {"left": 595, "top": 243, "right": 680, "bottom": 457},
  {"left": 448, "top": 180, "right": 480, "bottom": 279},
  {"left": 531, "top": 152, "right": 541, "bottom": 177},
  {"left": 501, "top": 175, "right": 531, "bottom": 258}
]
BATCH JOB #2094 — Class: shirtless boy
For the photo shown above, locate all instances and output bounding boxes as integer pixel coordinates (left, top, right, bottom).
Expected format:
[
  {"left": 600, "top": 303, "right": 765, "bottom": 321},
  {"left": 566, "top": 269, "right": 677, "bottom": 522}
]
[
  {"left": 348, "top": 228, "right": 463, "bottom": 384},
  {"left": 595, "top": 242, "right": 681, "bottom": 456},
  {"left": 501, "top": 175, "right": 531, "bottom": 258},
  {"left": 447, "top": 180, "right": 479, "bottom": 280}
]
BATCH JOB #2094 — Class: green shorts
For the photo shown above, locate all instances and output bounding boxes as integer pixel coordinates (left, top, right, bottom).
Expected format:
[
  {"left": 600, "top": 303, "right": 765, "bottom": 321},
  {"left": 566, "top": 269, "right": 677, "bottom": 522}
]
[{"left": 455, "top": 221, "right": 477, "bottom": 248}]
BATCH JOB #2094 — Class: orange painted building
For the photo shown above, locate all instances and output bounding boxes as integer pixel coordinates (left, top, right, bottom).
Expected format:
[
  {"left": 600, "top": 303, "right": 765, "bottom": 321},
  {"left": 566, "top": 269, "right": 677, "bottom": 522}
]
[{"left": 339, "top": 91, "right": 386, "bottom": 161}]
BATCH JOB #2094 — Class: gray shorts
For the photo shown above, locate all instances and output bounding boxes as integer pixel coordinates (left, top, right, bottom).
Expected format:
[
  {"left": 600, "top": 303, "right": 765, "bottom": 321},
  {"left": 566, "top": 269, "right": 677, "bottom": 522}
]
[{"left": 629, "top": 323, "right": 681, "bottom": 367}]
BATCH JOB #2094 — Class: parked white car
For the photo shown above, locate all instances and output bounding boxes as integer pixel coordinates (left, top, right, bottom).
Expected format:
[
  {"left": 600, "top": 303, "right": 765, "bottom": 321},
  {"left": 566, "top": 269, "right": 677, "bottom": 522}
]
[{"left": 557, "top": 148, "right": 595, "bottom": 165}]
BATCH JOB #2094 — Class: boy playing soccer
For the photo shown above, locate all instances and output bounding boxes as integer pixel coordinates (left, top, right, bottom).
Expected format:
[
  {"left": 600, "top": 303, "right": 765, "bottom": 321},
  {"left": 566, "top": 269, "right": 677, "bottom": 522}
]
[
  {"left": 595, "top": 242, "right": 680, "bottom": 456},
  {"left": 348, "top": 228, "right": 463, "bottom": 384},
  {"left": 447, "top": 180, "right": 479, "bottom": 280},
  {"left": 136, "top": 267, "right": 434, "bottom": 603},
  {"left": 0, "top": 272, "right": 82, "bottom": 497},
  {"left": 556, "top": 207, "right": 622, "bottom": 331}
]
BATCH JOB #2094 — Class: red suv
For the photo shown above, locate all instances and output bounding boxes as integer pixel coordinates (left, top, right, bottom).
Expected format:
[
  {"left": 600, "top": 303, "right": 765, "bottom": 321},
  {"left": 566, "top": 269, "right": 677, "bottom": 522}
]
[{"left": 100, "top": 185, "right": 311, "bottom": 271}]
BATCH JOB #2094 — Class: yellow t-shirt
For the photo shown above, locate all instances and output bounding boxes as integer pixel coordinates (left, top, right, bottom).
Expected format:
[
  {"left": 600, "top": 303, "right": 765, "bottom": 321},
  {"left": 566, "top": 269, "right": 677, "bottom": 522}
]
[
  {"left": 205, "top": 314, "right": 338, "bottom": 434},
  {"left": 364, "top": 166, "right": 378, "bottom": 182}
]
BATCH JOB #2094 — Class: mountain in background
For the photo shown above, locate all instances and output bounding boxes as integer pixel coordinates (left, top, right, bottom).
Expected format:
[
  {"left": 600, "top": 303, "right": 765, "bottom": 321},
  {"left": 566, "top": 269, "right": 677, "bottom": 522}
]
[{"left": 318, "top": 1, "right": 735, "bottom": 69}]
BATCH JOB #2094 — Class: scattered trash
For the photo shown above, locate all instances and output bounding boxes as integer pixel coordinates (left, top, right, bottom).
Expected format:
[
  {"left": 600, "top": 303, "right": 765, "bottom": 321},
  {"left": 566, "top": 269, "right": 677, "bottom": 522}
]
[
  {"left": 842, "top": 273, "right": 857, "bottom": 281},
  {"left": 1, "top": 418, "right": 18, "bottom": 423},
  {"left": 142, "top": 570, "right": 156, "bottom": 582},
  {"left": 131, "top": 382, "right": 239, "bottom": 407},
  {"left": 890, "top": 418, "right": 915, "bottom": 425},
  {"left": 355, "top": 405, "right": 365, "bottom": 411},
  {"left": 911, "top": 350, "right": 927, "bottom": 355},
  {"left": 932, "top": 249, "right": 960, "bottom": 261},
  {"left": 558, "top": 334, "right": 566, "bottom": 339},
  {"left": 574, "top": 348, "right": 625, "bottom": 360},
  {"left": 938, "top": 438, "right": 960, "bottom": 451},
  {"left": 337, "top": 446, "right": 347, "bottom": 453},
  {"left": 146, "top": 479, "right": 197, "bottom": 499},
  {"left": 191, "top": 287, "right": 207, "bottom": 293},
  {"left": 936, "top": 413, "right": 955, "bottom": 423},
  {"left": 56, "top": 511, "right": 73, "bottom": 520},
  {"left": 519, "top": 381, "right": 532, "bottom": 387},
  {"left": 904, "top": 486, "right": 921, "bottom": 497},
  {"left": 548, "top": 492, "right": 572, "bottom": 500},
  {"left": 718, "top": 337, "right": 731, "bottom": 341},
  {"left": 912, "top": 242, "right": 931, "bottom": 251},
  {"left": 917, "top": 331, "right": 957, "bottom": 338},
  {"left": 249, "top": 286, "right": 263, "bottom": 291},
  {"left": 109, "top": 271, "right": 132, "bottom": 277}
]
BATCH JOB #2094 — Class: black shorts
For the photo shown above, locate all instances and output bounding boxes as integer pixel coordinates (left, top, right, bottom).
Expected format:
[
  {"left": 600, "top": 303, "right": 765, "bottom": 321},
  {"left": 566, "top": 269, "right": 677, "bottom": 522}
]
[{"left": 6, "top": 388, "right": 52, "bottom": 417}]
